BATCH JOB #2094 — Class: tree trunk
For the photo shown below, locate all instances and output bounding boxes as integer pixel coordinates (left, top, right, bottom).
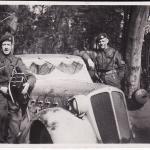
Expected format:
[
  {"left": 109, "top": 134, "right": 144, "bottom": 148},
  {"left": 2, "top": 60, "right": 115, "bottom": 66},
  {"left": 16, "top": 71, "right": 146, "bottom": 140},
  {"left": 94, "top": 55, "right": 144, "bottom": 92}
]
[
  {"left": 125, "top": 6, "right": 149, "bottom": 99},
  {"left": 121, "top": 6, "right": 131, "bottom": 60}
]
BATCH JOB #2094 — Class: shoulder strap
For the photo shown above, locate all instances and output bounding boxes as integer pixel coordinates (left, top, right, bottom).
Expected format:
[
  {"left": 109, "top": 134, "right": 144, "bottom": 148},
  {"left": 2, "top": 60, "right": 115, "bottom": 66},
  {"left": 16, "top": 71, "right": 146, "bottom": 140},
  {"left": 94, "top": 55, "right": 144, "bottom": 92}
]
[
  {"left": 15, "top": 57, "right": 20, "bottom": 66},
  {"left": 11, "top": 57, "right": 21, "bottom": 74},
  {"left": 105, "top": 50, "right": 117, "bottom": 70}
]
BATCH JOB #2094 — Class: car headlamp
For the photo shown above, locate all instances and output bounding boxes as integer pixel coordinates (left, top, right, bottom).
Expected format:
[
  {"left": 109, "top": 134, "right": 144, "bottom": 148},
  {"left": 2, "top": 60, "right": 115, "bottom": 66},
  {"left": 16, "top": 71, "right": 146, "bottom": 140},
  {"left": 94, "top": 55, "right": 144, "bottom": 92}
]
[{"left": 71, "top": 95, "right": 89, "bottom": 115}]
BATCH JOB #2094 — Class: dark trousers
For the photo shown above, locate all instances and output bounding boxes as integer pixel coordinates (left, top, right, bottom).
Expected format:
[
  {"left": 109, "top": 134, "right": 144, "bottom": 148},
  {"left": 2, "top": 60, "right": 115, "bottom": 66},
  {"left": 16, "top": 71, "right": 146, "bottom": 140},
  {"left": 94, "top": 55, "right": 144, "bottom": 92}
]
[
  {"left": 0, "top": 94, "right": 8, "bottom": 143},
  {"left": 102, "top": 72, "right": 121, "bottom": 89},
  {"left": 104, "top": 74, "right": 121, "bottom": 89},
  {"left": 92, "top": 70, "right": 121, "bottom": 89},
  {"left": 7, "top": 101, "right": 22, "bottom": 143}
]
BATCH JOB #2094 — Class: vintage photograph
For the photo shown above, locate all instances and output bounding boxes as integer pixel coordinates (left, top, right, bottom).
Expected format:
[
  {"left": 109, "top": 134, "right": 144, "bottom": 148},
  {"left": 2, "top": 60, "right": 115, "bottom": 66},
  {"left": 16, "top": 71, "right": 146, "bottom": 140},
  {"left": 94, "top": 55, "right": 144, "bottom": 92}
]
[{"left": 0, "top": 1, "right": 149, "bottom": 145}]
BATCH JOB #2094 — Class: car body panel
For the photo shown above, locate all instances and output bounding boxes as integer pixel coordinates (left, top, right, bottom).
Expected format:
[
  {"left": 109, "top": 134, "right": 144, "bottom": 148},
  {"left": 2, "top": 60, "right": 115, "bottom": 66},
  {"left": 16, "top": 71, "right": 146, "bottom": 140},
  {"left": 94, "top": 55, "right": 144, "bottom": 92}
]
[
  {"left": 14, "top": 54, "right": 132, "bottom": 144},
  {"left": 17, "top": 54, "right": 109, "bottom": 96}
]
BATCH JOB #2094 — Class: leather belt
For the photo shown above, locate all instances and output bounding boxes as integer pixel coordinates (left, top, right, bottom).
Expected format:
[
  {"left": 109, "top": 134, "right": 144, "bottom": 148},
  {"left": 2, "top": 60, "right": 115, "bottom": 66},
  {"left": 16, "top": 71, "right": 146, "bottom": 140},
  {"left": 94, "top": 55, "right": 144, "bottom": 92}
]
[
  {"left": 97, "top": 69, "right": 117, "bottom": 75},
  {"left": 105, "top": 70, "right": 117, "bottom": 75}
]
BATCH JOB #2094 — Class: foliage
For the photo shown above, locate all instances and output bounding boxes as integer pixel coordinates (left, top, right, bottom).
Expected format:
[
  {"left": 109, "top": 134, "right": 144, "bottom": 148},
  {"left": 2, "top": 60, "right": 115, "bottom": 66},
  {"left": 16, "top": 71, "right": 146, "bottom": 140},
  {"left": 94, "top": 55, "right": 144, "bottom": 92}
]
[
  {"left": 83, "top": 6, "right": 124, "bottom": 50},
  {"left": 0, "top": 5, "right": 126, "bottom": 55}
]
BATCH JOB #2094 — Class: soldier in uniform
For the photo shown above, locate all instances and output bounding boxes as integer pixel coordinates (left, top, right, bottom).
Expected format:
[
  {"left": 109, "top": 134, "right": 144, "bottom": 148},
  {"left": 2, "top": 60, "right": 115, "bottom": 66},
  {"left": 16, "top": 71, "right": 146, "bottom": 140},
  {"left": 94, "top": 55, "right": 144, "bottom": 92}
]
[
  {"left": 0, "top": 33, "right": 36, "bottom": 143},
  {"left": 74, "top": 33, "right": 125, "bottom": 89}
]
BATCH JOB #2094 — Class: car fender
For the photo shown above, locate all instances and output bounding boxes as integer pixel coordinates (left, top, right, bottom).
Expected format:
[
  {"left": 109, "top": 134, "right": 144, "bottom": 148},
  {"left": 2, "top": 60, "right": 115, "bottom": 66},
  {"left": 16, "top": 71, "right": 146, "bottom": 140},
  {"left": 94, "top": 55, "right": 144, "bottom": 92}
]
[{"left": 27, "top": 107, "right": 98, "bottom": 144}]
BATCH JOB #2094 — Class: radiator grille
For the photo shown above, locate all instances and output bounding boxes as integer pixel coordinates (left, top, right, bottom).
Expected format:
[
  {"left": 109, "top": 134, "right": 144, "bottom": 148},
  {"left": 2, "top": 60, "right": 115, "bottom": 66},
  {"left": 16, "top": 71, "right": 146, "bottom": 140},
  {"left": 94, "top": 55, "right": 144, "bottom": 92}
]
[
  {"left": 91, "top": 92, "right": 119, "bottom": 143},
  {"left": 112, "top": 92, "right": 130, "bottom": 142}
]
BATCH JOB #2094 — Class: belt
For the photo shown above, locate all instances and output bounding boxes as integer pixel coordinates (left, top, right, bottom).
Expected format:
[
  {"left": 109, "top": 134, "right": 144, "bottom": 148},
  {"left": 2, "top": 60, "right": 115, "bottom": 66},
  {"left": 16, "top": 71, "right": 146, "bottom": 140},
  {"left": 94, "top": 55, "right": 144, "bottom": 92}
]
[
  {"left": 97, "top": 69, "right": 116, "bottom": 75},
  {"left": 105, "top": 70, "right": 117, "bottom": 75}
]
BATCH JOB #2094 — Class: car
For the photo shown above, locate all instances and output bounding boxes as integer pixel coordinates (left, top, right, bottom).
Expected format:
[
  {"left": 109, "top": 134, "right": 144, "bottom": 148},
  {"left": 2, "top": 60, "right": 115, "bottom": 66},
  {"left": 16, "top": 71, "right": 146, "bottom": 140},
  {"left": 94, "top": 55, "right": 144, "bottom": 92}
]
[{"left": 10, "top": 54, "right": 133, "bottom": 144}]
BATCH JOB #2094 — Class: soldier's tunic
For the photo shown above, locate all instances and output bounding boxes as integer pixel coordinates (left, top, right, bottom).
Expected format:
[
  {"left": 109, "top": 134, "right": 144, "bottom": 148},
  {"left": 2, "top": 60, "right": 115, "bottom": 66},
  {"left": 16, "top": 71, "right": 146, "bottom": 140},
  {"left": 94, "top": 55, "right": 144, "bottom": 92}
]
[
  {"left": 0, "top": 52, "right": 36, "bottom": 143},
  {"left": 74, "top": 46, "right": 125, "bottom": 88}
]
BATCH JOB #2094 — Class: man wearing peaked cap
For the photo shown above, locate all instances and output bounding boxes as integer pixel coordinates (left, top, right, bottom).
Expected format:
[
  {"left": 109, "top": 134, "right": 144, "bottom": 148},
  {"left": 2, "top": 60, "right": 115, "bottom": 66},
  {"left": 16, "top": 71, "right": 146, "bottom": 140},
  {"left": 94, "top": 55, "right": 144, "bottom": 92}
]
[
  {"left": 74, "top": 32, "right": 125, "bottom": 89},
  {"left": 0, "top": 33, "right": 36, "bottom": 143},
  {"left": 96, "top": 33, "right": 109, "bottom": 42}
]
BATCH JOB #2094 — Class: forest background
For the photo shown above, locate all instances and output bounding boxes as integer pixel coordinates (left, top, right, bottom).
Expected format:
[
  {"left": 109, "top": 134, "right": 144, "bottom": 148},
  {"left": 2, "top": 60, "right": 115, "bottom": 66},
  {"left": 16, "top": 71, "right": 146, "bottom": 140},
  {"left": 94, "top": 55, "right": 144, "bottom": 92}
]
[{"left": 0, "top": 5, "right": 150, "bottom": 99}]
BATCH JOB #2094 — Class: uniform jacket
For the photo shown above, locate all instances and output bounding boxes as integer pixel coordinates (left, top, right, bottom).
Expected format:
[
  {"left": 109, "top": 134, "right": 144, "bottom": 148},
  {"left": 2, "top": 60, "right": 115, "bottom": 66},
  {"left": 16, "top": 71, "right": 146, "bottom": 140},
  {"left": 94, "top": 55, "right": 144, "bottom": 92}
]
[
  {"left": 74, "top": 46, "right": 125, "bottom": 82},
  {"left": 0, "top": 52, "right": 36, "bottom": 89},
  {"left": 74, "top": 46, "right": 125, "bottom": 72}
]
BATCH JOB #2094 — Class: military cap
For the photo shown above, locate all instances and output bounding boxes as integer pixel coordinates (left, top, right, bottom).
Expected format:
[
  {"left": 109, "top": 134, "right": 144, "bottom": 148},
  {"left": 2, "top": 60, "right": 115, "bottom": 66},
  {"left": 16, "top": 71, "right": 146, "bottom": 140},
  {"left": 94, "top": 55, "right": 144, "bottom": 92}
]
[
  {"left": 0, "top": 33, "right": 13, "bottom": 44},
  {"left": 96, "top": 33, "right": 109, "bottom": 42}
]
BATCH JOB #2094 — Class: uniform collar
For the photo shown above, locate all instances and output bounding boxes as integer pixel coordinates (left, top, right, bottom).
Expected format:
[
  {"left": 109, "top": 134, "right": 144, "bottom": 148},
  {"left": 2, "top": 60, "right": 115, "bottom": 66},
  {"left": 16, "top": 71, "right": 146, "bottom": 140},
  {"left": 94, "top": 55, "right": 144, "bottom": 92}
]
[{"left": 0, "top": 51, "right": 14, "bottom": 62}]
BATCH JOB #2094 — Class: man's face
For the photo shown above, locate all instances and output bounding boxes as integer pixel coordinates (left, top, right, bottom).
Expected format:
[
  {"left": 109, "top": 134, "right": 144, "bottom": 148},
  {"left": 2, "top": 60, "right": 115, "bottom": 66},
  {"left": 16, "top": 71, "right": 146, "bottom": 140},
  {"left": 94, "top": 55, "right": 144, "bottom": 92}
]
[
  {"left": 97, "top": 37, "right": 109, "bottom": 49},
  {"left": 2, "top": 41, "right": 12, "bottom": 55}
]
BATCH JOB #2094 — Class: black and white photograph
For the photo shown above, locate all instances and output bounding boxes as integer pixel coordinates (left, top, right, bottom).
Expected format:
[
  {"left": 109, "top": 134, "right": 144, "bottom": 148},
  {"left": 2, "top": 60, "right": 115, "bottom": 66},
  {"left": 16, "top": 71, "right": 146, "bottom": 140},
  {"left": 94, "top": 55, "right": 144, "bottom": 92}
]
[{"left": 0, "top": 1, "right": 150, "bottom": 147}]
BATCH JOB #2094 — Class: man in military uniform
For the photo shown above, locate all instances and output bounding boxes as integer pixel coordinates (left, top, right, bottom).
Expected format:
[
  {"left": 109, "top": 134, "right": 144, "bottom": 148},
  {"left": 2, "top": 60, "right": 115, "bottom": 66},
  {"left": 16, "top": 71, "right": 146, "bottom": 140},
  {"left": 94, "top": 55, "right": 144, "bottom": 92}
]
[
  {"left": 0, "top": 33, "right": 36, "bottom": 143},
  {"left": 74, "top": 33, "right": 125, "bottom": 89}
]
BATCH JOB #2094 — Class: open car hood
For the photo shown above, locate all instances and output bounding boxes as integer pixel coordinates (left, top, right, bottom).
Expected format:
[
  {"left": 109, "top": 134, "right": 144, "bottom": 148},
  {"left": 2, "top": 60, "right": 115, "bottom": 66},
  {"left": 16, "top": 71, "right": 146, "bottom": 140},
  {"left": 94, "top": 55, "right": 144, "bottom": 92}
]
[
  {"left": 16, "top": 54, "right": 115, "bottom": 97},
  {"left": 17, "top": 54, "right": 93, "bottom": 83}
]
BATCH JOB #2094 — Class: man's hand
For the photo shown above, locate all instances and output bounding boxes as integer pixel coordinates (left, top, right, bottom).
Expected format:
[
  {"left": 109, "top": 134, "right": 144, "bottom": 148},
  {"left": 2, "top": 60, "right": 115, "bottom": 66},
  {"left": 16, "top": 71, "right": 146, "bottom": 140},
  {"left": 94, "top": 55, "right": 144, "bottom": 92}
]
[
  {"left": 22, "top": 82, "right": 30, "bottom": 95},
  {"left": 87, "top": 59, "right": 95, "bottom": 69},
  {"left": 0, "top": 86, "right": 8, "bottom": 94}
]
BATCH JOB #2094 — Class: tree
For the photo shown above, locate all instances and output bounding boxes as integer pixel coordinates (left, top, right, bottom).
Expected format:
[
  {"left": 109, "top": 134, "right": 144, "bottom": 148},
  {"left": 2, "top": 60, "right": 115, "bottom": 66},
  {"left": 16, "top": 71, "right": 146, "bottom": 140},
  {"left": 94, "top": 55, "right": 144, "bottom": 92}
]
[
  {"left": 125, "top": 6, "right": 149, "bottom": 99},
  {"left": 1, "top": 5, "right": 150, "bottom": 102},
  {"left": 0, "top": 5, "right": 125, "bottom": 54}
]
